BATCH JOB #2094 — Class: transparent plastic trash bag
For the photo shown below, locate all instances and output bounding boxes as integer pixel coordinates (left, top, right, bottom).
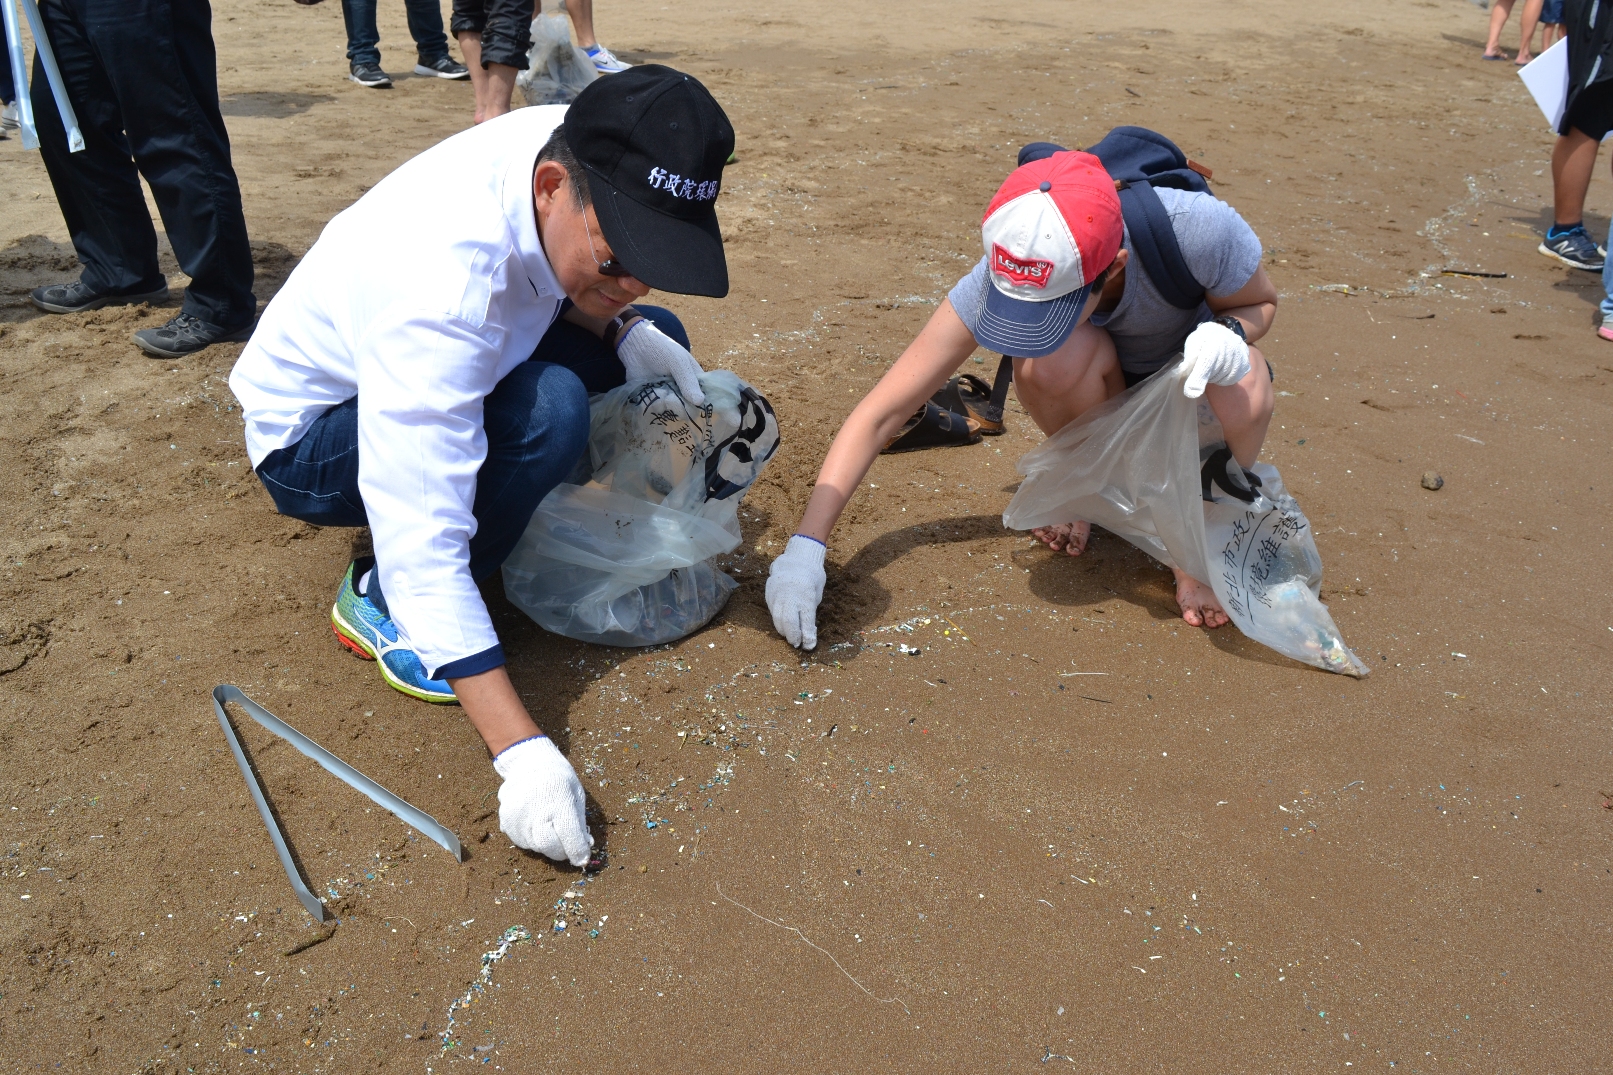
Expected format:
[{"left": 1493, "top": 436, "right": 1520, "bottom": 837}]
[
  {"left": 1003, "top": 355, "right": 1369, "bottom": 677},
  {"left": 516, "top": 12, "right": 597, "bottom": 106},
  {"left": 502, "top": 370, "right": 780, "bottom": 647}
]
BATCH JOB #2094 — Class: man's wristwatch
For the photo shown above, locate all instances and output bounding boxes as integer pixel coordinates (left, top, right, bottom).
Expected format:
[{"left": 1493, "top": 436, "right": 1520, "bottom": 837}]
[
  {"left": 608, "top": 312, "right": 640, "bottom": 347},
  {"left": 1212, "top": 315, "right": 1247, "bottom": 341}
]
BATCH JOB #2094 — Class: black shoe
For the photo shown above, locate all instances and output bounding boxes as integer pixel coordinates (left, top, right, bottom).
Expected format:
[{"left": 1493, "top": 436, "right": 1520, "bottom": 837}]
[
  {"left": 349, "top": 63, "right": 393, "bottom": 88},
  {"left": 31, "top": 279, "right": 169, "bottom": 315},
  {"left": 132, "top": 313, "right": 254, "bottom": 359},
  {"left": 413, "top": 56, "right": 469, "bottom": 80}
]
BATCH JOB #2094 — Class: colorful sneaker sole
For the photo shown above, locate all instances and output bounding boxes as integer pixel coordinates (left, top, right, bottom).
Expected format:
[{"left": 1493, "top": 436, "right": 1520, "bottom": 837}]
[{"left": 331, "top": 602, "right": 457, "bottom": 704}]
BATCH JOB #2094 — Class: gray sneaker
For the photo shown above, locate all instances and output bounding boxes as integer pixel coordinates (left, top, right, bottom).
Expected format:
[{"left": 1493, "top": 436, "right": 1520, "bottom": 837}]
[
  {"left": 414, "top": 56, "right": 469, "bottom": 80},
  {"left": 133, "top": 313, "right": 254, "bottom": 359},
  {"left": 1, "top": 102, "right": 18, "bottom": 131},
  {"left": 31, "top": 279, "right": 169, "bottom": 314},
  {"left": 349, "top": 63, "right": 393, "bottom": 89}
]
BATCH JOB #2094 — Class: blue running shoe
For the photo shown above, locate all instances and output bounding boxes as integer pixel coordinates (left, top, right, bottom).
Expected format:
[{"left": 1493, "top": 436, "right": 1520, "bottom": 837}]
[
  {"left": 330, "top": 561, "right": 458, "bottom": 704},
  {"left": 1539, "top": 225, "right": 1605, "bottom": 271}
]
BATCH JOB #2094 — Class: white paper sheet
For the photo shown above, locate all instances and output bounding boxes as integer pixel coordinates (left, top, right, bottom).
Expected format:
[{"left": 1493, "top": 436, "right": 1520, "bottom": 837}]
[{"left": 1519, "top": 37, "right": 1569, "bottom": 130}]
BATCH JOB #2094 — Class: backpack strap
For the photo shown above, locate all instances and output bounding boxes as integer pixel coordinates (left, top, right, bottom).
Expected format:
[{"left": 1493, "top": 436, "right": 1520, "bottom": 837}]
[
  {"left": 988, "top": 354, "right": 1013, "bottom": 410},
  {"left": 1014, "top": 137, "right": 1208, "bottom": 310},
  {"left": 1117, "top": 180, "right": 1206, "bottom": 311}
]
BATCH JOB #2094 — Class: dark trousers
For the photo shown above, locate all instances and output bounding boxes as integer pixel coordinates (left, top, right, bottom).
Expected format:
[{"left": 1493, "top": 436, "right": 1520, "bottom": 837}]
[
  {"left": 255, "top": 307, "right": 690, "bottom": 589},
  {"left": 340, "top": 0, "right": 450, "bottom": 69},
  {"left": 448, "top": 0, "right": 532, "bottom": 69},
  {"left": 32, "top": 0, "right": 255, "bottom": 328}
]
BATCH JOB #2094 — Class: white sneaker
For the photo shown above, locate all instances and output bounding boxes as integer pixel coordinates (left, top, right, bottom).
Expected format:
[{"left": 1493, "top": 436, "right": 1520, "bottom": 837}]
[
  {"left": 1, "top": 102, "right": 18, "bottom": 131},
  {"left": 585, "top": 44, "right": 631, "bottom": 73}
]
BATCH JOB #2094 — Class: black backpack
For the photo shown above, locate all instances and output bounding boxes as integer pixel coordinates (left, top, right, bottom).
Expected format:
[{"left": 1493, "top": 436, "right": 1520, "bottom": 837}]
[{"left": 1019, "top": 127, "right": 1214, "bottom": 311}]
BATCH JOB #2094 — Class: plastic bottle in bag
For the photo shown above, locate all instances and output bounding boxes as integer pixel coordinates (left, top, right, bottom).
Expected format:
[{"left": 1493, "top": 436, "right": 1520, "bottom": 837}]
[
  {"left": 502, "top": 370, "right": 780, "bottom": 647},
  {"left": 1003, "top": 355, "right": 1369, "bottom": 677},
  {"left": 516, "top": 12, "right": 598, "bottom": 106}
]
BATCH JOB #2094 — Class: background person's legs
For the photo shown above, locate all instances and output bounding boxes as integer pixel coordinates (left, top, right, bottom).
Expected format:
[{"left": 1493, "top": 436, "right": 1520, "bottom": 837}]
[
  {"left": 49, "top": 0, "right": 256, "bottom": 330},
  {"left": 339, "top": 0, "right": 383, "bottom": 68},
  {"left": 1600, "top": 212, "right": 1613, "bottom": 338},
  {"left": 1517, "top": 0, "right": 1543, "bottom": 63},
  {"left": 32, "top": 0, "right": 167, "bottom": 300},
  {"left": 453, "top": 0, "right": 528, "bottom": 121},
  {"left": 403, "top": 0, "right": 453, "bottom": 65},
  {"left": 560, "top": 0, "right": 599, "bottom": 49},
  {"left": 1484, "top": 0, "right": 1516, "bottom": 57}
]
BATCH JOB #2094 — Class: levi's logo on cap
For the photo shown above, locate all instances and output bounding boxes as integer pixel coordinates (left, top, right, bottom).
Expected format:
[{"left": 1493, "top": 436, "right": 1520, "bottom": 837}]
[
  {"left": 990, "top": 243, "right": 1055, "bottom": 288},
  {"left": 980, "top": 150, "right": 1123, "bottom": 301}
]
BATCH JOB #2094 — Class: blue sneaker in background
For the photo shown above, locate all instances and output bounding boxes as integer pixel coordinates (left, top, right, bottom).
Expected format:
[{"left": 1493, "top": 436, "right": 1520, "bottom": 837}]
[{"left": 330, "top": 560, "right": 458, "bottom": 704}]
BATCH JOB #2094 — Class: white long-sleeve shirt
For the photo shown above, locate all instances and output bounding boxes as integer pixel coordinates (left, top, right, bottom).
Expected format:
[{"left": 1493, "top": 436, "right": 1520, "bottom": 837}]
[{"left": 230, "top": 106, "right": 570, "bottom": 678}]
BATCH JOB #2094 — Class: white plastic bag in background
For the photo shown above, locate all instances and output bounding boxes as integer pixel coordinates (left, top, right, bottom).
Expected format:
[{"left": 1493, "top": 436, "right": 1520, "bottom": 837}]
[
  {"left": 1003, "top": 355, "right": 1369, "bottom": 677},
  {"left": 516, "top": 12, "right": 598, "bottom": 106},
  {"left": 502, "top": 370, "right": 780, "bottom": 647}
]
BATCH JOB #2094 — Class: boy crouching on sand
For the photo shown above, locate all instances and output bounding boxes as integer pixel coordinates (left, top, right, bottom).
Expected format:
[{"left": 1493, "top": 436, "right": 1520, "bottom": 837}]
[{"left": 764, "top": 146, "right": 1278, "bottom": 649}]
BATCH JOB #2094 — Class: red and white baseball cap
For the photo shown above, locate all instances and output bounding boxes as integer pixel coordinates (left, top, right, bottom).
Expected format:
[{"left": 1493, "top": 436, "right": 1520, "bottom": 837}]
[{"left": 974, "top": 151, "right": 1123, "bottom": 358}]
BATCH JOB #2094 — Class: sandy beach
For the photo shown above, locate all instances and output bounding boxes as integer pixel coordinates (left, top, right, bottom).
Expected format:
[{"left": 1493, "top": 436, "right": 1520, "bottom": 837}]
[{"left": 2, "top": 0, "right": 1610, "bottom": 1069}]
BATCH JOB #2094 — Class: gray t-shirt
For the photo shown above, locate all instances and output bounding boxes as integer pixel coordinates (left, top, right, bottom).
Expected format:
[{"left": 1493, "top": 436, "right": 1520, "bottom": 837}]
[{"left": 948, "top": 187, "right": 1262, "bottom": 376}]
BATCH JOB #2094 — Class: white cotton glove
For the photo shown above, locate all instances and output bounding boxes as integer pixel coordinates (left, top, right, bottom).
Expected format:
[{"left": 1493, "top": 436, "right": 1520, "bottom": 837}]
[
  {"left": 1182, "top": 319, "right": 1251, "bottom": 399},
  {"left": 616, "top": 319, "right": 706, "bottom": 405},
  {"left": 765, "top": 534, "right": 827, "bottom": 650},
  {"left": 493, "top": 736, "right": 593, "bottom": 866}
]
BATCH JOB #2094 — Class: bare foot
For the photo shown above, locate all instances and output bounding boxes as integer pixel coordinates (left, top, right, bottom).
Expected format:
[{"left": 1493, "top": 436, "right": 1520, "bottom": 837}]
[
  {"left": 1032, "top": 521, "right": 1091, "bottom": 557},
  {"left": 1173, "top": 569, "right": 1230, "bottom": 628}
]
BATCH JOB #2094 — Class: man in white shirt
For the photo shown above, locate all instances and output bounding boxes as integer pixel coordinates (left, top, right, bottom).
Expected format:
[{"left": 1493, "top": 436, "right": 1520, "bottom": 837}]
[{"left": 229, "top": 66, "right": 733, "bottom": 867}]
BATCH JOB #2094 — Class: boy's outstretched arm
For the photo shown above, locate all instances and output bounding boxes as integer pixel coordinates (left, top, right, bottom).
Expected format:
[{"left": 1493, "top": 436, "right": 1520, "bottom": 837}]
[
  {"left": 795, "top": 300, "right": 979, "bottom": 541},
  {"left": 766, "top": 301, "right": 978, "bottom": 648}
]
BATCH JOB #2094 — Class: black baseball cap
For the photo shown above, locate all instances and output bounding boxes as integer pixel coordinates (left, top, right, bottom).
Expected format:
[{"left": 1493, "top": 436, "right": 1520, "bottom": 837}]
[{"left": 564, "top": 66, "right": 735, "bottom": 297}]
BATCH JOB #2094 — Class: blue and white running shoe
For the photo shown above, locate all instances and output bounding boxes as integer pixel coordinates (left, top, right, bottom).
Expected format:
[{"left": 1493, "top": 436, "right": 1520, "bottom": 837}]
[
  {"left": 1539, "top": 225, "right": 1605, "bottom": 271},
  {"left": 585, "top": 44, "right": 632, "bottom": 73},
  {"left": 330, "top": 561, "right": 457, "bottom": 704}
]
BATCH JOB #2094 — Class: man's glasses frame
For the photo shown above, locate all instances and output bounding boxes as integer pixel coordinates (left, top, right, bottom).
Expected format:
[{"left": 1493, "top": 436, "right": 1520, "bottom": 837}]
[{"left": 582, "top": 205, "right": 630, "bottom": 278}]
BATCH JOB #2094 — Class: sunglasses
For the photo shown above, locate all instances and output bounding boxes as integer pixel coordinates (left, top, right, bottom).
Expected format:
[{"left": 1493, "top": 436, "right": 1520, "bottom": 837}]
[{"left": 582, "top": 209, "right": 630, "bottom": 278}]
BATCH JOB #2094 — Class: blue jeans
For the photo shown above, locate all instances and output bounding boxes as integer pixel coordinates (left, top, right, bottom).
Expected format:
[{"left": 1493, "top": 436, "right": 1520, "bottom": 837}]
[
  {"left": 255, "top": 306, "right": 690, "bottom": 591},
  {"left": 341, "top": 0, "right": 451, "bottom": 68},
  {"left": 1602, "top": 219, "right": 1613, "bottom": 324}
]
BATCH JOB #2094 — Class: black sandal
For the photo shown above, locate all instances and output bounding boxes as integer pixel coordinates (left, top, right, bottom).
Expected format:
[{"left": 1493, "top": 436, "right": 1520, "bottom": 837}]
[
  {"left": 881, "top": 401, "right": 982, "bottom": 453},
  {"left": 930, "top": 355, "right": 1012, "bottom": 435}
]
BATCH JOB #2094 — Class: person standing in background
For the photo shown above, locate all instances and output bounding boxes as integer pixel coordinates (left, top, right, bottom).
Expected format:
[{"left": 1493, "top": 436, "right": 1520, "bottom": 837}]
[
  {"left": 1540, "top": 2, "right": 1613, "bottom": 293},
  {"left": 341, "top": 0, "right": 470, "bottom": 88},
  {"left": 1483, "top": 0, "right": 1521, "bottom": 60},
  {"left": 1517, "top": 0, "right": 1566, "bottom": 65},
  {"left": 26, "top": 0, "right": 257, "bottom": 360},
  {"left": 543, "top": 0, "right": 631, "bottom": 74},
  {"left": 454, "top": 0, "right": 629, "bottom": 124},
  {"left": 452, "top": 0, "right": 531, "bottom": 123}
]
